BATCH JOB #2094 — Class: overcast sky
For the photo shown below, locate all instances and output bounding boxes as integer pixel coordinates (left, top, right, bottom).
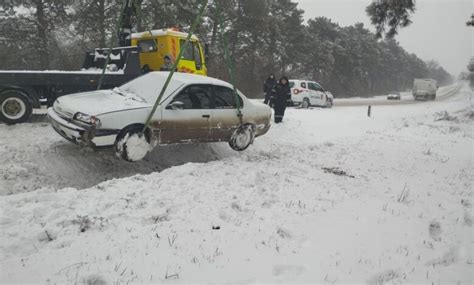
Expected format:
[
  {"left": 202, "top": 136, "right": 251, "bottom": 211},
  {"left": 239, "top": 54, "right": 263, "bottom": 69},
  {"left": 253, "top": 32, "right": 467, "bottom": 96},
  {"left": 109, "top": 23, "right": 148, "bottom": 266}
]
[{"left": 294, "top": 0, "right": 473, "bottom": 76}]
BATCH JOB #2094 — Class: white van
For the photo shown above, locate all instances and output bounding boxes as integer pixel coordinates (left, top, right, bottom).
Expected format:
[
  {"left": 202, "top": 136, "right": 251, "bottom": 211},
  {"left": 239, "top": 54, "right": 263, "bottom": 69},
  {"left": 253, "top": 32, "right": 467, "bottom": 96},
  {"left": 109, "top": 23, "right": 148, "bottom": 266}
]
[
  {"left": 289, "top": 79, "right": 333, "bottom": 108},
  {"left": 413, "top": 78, "right": 437, "bottom": 100}
]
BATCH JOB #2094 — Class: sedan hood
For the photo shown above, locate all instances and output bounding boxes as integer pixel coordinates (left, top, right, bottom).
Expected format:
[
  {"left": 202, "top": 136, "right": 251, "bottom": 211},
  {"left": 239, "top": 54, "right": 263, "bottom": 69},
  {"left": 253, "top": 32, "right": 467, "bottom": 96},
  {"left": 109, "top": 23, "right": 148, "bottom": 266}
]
[{"left": 55, "top": 90, "right": 150, "bottom": 117}]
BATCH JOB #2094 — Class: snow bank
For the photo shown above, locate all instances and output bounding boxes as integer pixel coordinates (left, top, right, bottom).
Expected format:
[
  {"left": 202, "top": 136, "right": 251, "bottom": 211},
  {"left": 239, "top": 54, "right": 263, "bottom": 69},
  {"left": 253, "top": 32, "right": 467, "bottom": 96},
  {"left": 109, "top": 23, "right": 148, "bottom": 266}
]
[{"left": 0, "top": 83, "right": 472, "bottom": 283}]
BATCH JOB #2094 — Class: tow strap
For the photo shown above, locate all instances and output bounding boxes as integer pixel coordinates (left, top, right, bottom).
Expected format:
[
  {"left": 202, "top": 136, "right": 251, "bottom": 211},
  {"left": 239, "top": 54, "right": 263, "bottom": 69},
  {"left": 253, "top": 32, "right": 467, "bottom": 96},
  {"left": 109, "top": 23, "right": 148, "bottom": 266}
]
[
  {"left": 141, "top": 0, "right": 208, "bottom": 133},
  {"left": 216, "top": 0, "right": 243, "bottom": 124}
]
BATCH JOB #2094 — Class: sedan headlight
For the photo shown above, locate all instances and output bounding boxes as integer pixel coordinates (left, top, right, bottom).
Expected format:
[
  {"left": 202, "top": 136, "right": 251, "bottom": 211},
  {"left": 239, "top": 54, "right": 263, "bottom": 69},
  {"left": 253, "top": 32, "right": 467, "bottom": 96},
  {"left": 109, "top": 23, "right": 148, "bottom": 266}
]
[{"left": 73, "top": 112, "right": 101, "bottom": 127}]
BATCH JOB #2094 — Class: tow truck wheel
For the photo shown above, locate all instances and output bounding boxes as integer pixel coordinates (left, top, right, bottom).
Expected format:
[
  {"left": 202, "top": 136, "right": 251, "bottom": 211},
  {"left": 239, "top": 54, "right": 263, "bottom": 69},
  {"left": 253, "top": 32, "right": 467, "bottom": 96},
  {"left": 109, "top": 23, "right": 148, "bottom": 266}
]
[
  {"left": 229, "top": 124, "right": 255, "bottom": 151},
  {"left": 0, "top": 90, "right": 33, "bottom": 124}
]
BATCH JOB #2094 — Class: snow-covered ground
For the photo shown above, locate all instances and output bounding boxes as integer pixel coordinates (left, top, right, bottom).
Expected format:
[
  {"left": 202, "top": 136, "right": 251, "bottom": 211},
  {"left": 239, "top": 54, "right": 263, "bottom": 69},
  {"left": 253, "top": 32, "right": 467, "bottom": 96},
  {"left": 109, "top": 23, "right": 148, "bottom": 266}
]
[{"left": 0, "top": 82, "right": 472, "bottom": 284}]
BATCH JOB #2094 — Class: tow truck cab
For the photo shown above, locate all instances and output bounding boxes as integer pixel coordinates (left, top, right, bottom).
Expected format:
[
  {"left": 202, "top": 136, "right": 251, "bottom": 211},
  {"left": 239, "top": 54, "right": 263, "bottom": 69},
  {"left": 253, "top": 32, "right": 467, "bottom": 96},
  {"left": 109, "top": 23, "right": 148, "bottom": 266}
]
[{"left": 131, "top": 29, "right": 207, "bottom": 76}]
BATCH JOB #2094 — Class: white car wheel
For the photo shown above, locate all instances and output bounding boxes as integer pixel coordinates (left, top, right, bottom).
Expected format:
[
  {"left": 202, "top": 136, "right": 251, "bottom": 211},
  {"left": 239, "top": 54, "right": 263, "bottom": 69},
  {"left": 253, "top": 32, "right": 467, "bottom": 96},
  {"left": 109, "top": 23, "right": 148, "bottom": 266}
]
[
  {"left": 301, "top": 98, "right": 310, "bottom": 109},
  {"left": 229, "top": 124, "right": 254, "bottom": 151},
  {"left": 326, "top": 99, "right": 333, "bottom": 108}
]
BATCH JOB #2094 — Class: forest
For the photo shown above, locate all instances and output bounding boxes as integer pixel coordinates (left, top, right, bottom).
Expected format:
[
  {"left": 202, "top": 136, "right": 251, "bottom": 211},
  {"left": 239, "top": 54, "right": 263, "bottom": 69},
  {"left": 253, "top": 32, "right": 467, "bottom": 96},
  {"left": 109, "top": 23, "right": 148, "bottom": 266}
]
[{"left": 0, "top": 0, "right": 453, "bottom": 97}]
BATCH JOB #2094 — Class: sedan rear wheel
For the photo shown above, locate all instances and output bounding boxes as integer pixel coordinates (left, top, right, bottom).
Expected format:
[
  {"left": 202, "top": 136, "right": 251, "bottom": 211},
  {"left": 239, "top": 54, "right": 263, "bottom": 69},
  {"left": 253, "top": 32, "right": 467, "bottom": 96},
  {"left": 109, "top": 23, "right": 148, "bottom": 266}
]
[{"left": 229, "top": 124, "right": 255, "bottom": 151}]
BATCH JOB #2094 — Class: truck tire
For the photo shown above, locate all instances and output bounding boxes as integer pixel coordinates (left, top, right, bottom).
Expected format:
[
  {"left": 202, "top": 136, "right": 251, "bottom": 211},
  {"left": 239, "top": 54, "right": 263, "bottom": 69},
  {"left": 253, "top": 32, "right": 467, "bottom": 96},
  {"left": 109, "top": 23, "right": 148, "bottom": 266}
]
[{"left": 0, "top": 90, "right": 33, "bottom": 124}]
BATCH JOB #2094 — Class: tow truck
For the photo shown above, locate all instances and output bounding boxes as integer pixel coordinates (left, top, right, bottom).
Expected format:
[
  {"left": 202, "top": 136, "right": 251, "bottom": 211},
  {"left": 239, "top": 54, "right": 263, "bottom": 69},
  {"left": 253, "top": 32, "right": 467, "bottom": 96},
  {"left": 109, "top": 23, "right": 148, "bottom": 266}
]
[{"left": 0, "top": 0, "right": 207, "bottom": 124}]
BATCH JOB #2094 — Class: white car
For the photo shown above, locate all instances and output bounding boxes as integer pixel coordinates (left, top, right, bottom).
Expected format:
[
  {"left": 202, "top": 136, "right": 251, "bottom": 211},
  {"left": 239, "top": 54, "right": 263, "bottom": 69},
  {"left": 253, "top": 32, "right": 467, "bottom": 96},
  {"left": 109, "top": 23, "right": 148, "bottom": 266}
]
[
  {"left": 387, "top": 92, "right": 401, "bottom": 100},
  {"left": 48, "top": 72, "right": 272, "bottom": 161},
  {"left": 289, "top": 79, "right": 333, "bottom": 108}
]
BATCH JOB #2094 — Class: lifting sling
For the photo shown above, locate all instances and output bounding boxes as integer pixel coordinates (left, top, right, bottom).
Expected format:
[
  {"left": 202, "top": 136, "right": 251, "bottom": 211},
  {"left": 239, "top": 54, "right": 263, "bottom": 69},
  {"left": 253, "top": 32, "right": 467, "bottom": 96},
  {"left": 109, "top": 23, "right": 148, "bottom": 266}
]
[{"left": 95, "top": 0, "right": 244, "bottom": 134}]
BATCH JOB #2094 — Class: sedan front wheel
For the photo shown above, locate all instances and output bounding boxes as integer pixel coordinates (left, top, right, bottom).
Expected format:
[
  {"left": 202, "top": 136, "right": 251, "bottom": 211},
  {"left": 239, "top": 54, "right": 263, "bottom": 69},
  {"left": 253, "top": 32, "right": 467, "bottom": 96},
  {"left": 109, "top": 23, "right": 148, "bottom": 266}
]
[{"left": 115, "top": 125, "right": 152, "bottom": 162}]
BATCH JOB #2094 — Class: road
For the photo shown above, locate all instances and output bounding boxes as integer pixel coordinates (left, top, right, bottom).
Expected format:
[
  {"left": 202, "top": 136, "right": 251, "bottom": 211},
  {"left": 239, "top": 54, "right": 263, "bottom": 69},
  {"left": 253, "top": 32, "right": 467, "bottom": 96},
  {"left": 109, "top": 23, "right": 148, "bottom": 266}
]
[{"left": 333, "top": 83, "right": 462, "bottom": 107}]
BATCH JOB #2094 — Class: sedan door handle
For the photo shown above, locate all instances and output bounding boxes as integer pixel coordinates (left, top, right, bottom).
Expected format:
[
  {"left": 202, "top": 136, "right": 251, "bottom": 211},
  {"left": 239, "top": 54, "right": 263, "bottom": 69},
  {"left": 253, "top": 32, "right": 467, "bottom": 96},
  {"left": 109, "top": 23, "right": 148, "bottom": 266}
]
[{"left": 202, "top": 114, "right": 210, "bottom": 118}]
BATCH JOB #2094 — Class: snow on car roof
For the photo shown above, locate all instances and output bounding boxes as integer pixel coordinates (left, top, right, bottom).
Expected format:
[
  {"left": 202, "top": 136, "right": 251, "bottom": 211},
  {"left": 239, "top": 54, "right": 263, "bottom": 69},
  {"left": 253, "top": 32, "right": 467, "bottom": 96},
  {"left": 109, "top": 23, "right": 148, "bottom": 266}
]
[
  {"left": 145, "top": 71, "right": 233, "bottom": 88},
  {"left": 119, "top": 72, "right": 235, "bottom": 104}
]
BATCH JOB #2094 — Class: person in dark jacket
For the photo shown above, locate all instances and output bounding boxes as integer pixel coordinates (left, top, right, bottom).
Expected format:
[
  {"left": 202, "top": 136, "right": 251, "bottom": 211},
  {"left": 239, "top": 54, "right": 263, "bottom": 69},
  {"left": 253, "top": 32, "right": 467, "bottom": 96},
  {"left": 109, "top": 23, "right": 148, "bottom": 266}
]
[
  {"left": 160, "top": 55, "right": 174, "bottom": 71},
  {"left": 263, "top": 73, "right": 277, "bottom": 105},
  {"left": 272, "top": 76, "right": 291, "bottom": 123}
]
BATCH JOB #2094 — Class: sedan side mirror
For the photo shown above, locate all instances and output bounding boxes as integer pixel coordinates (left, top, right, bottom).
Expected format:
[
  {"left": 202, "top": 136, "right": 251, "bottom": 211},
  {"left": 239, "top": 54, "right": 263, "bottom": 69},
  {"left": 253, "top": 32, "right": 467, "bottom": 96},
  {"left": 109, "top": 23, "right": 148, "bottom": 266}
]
[{"left": 167, "top": 101, "right": 184, "bottom": 110}]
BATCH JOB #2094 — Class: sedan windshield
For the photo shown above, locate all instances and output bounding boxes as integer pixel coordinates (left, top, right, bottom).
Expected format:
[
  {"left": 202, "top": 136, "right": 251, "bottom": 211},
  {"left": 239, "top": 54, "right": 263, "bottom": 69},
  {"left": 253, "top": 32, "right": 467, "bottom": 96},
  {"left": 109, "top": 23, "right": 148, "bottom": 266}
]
[{"left": 119, "top": 73, "right": 184, "bottom": 104}]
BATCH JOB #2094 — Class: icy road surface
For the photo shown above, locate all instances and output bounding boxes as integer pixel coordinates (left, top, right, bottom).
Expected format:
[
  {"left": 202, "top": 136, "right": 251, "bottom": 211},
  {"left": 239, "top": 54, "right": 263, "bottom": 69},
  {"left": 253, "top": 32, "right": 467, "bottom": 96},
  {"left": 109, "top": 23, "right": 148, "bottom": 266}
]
[
  {"left": 334, "top": 84, "right": 461, "bottom": 107},
  {"left": 0, "top": 82, "right": 473, "bottom": 283}
]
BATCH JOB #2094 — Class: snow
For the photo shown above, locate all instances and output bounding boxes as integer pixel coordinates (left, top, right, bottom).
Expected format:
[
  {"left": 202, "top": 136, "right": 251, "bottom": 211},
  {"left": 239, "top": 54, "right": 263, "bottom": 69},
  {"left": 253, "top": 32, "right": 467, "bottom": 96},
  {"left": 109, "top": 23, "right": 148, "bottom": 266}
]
[
  {"left": 131, "top": 29, "right": 199, "bottom": 41},
  {"left": 94, "top": 51, "right": 121, "bottom": 61},
  {"left": 0, "top": 82, "right": 472, "bottom": 283}
]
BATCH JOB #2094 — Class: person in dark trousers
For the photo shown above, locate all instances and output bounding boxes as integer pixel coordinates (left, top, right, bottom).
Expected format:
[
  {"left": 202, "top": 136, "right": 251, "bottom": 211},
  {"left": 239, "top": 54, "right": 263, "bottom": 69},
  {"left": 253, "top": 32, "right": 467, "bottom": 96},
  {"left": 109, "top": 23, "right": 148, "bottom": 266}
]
[
  {"left": 272, "top": 76, "right": 291, "bottom": 123},
  {"left": 263, "top": 73, "right": 277, "bottom": 106}
]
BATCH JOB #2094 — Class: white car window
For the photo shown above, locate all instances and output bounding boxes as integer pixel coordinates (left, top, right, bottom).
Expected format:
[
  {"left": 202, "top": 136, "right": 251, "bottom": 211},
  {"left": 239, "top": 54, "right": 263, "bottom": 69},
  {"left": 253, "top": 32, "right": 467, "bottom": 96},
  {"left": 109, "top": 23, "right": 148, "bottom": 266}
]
[
  {"left": 309, "top": 82, "right": 324, "bottom": 92},
  {"left": 308, "top": 82, "right": 318, "bottom": 91},
  {"left": 316, "top": 84, "right": 324, "bottom": 92}
]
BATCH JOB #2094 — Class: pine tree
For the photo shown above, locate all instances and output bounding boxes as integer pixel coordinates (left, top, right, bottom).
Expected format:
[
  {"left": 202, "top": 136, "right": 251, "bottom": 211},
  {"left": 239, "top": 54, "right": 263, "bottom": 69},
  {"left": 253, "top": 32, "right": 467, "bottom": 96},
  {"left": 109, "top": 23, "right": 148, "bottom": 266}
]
[
  {"left": 366, "top": 0, "right": 416, "bottom": 39},
  {"left": 0, "top": 0, "right": 70, "bottom": 69}
]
